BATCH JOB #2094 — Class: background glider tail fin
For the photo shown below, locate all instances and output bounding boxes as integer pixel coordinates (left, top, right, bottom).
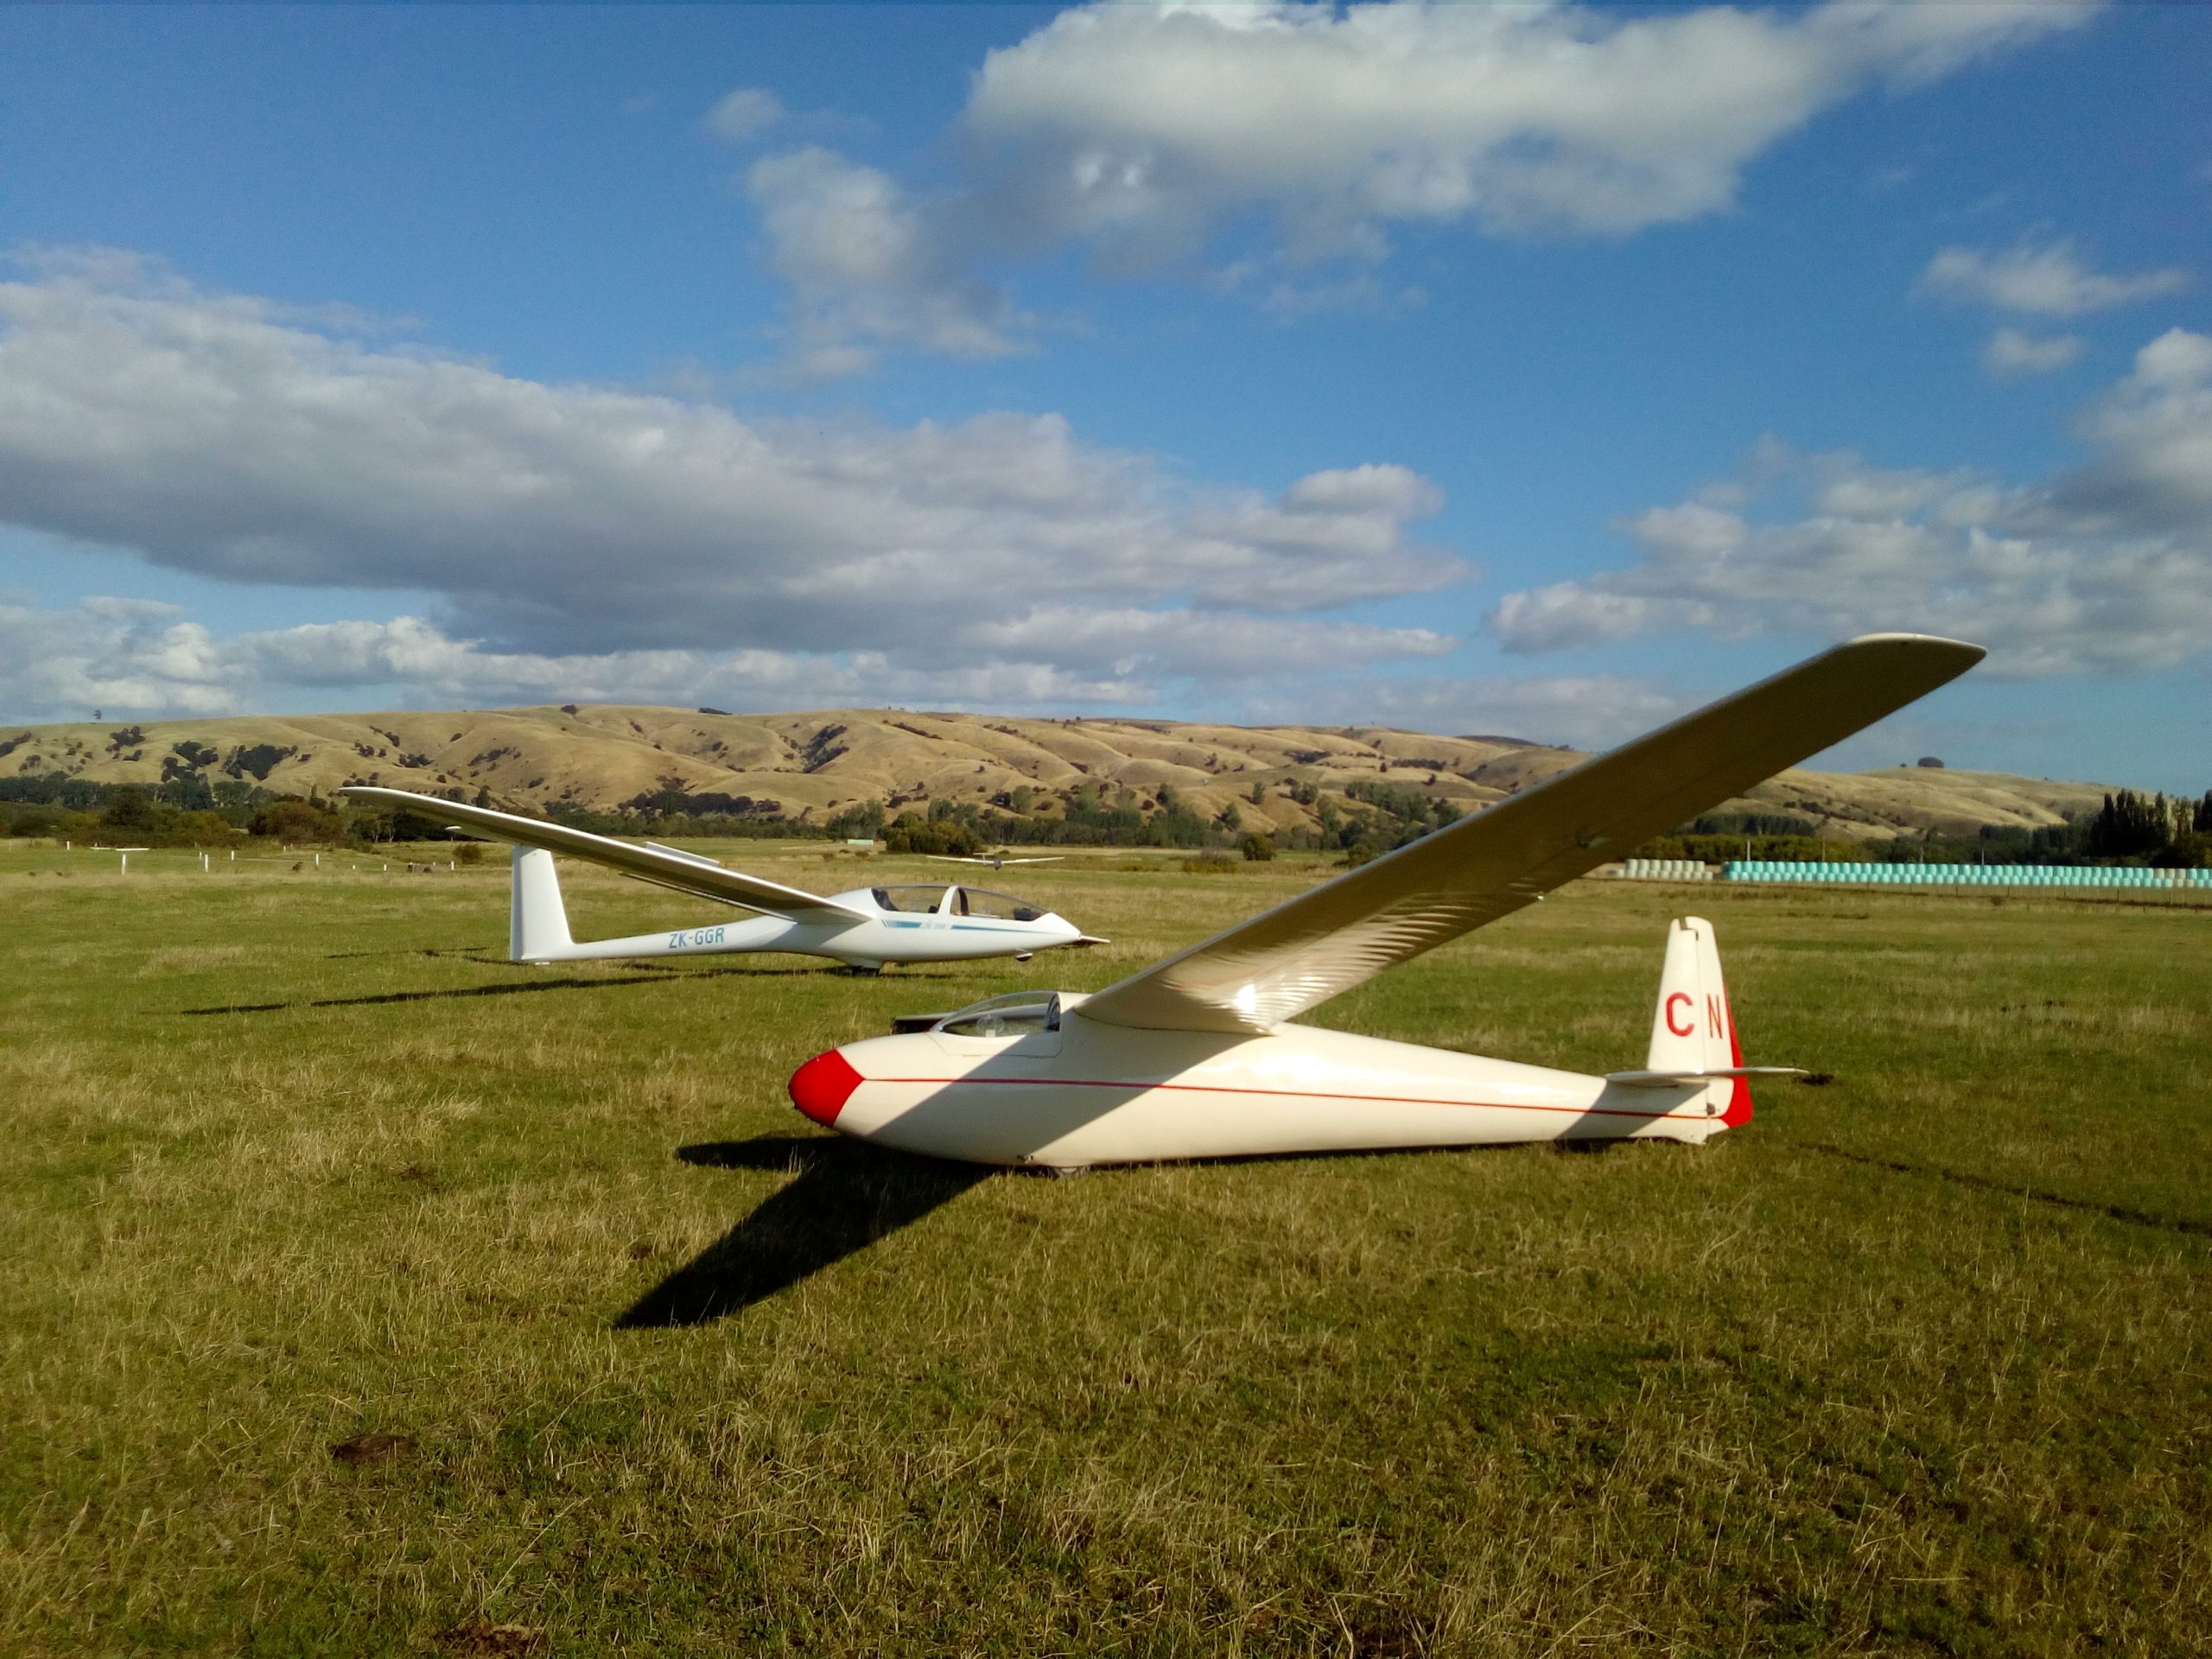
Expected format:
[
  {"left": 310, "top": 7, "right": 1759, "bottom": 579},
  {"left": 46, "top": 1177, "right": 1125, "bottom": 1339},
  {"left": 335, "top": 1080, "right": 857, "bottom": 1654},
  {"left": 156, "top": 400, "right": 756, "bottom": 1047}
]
[
  {"left": 1643, "top": 916, "right": 1752, "bottom": 1127},
  {"left": 511, "top": 847, "right": 575, "bottom": 962}
]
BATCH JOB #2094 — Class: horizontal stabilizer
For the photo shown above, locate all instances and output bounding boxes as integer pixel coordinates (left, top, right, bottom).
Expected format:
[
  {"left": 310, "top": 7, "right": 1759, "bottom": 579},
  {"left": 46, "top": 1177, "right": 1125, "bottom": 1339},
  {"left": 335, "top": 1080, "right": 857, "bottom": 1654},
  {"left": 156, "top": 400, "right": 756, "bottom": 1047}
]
[{"left": 1605, "top": 1067, "right": 1806, "bottom": 1090}]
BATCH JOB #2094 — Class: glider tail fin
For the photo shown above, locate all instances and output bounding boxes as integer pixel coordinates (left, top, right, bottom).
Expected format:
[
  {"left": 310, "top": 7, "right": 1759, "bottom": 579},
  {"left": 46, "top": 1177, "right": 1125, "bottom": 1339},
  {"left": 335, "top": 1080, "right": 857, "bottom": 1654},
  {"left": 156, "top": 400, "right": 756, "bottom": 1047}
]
[
  {"left": 1643, "top": 916, "right": 1754, "bottom": 1128},
  {"left": 511, "top": 847, "right": 575, "bottom": 963}
]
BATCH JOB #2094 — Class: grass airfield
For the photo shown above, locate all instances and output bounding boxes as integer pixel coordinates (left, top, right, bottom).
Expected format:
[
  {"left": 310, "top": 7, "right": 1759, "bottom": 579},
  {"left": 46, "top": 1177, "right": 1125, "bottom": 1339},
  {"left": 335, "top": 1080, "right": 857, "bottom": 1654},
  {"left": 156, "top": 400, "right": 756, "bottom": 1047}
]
[{"left": 3, "top": 841, "right": 2208, "bottom": 1656}]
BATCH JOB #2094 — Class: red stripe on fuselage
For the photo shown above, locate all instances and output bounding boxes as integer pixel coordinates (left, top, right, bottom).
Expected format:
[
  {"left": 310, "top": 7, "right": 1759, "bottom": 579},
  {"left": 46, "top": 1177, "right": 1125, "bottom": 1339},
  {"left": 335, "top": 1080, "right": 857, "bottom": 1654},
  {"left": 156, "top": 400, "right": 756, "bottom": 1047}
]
[{"left": 850, "top": 1073, "right": 1710, "bottom": 1122}]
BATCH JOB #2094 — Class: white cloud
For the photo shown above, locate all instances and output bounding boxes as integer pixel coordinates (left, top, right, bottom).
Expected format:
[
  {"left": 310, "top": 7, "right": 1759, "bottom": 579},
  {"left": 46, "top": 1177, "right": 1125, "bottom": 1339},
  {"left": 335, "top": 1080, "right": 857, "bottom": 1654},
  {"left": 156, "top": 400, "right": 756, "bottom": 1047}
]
[
  {"left": 0, "top": 255, "right": 1467, "bottom": 717},
  {"left": 1920, "top": 238, "right": 2189, "bottom": 316},
  {"left": 746, "top": 147, "right": 1028, "bottom": 376},
  {"left": 2054, "top": 327, "right": 2212, "bottom": 532},
  {"left": 719, "top": 2, "right": 2094, "bottom": 369},
  {"left": 959, "top": 0, "right": 2094, "bottom": 262},
  {"left": 1490, "top": 331, "right": 2212, "bottom": 677},
  {"left": 965, "top": 605, "right": 1451, "bottom": 681},
  {"left": 1279, "top": 671, "right": 1688, "bottom": 752},
  {"left": 0, "top": 598, "right": 238, "bottom": 718},
  {"left": 704, "top": 86, "right": 784, "bottom": 143},
  {"left": 1983, "top": 327, "right": 2083, "bottom": 378},
  {"left": 0, "top": 601, "right": 1185, "bottom": 722},
  {"left": 3, "top": 600, "right": 1695, "bottom": 759}
]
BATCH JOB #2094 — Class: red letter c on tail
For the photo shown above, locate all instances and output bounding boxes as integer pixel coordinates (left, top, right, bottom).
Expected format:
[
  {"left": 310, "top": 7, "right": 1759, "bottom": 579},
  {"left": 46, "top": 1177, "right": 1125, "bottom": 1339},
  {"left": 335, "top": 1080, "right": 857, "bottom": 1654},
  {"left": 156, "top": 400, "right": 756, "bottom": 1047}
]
[{"left": 1664, "top": 992, "right": 1694, "bottom": 1038}]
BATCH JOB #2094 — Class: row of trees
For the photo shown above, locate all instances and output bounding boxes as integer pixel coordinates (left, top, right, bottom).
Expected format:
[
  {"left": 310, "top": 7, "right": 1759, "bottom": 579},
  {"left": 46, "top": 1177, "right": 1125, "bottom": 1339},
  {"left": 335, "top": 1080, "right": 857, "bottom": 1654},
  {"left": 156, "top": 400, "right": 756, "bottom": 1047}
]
[
  {"left": 2082, "top": 789, "right": 2212, "bottom": 862},
  {"left": 1632, "top": 791, "right": 2212, "bottom": 868},
  {"left": 0, "top": 777, "right": 349, "bottom": 847},
  {"left": 0, "top": 778, "right": 501, "bottom": 848},
  {"left": 16, "top": 772, "right": 2206, "bottom": 869}
]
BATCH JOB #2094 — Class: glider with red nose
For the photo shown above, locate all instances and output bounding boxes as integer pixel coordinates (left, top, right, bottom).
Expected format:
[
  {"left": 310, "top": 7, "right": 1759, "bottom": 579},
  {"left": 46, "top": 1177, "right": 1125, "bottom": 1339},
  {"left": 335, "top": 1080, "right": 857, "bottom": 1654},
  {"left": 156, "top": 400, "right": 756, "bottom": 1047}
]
[{"left": 785, "top": 634, "right": 1985, "bottom": 1169}]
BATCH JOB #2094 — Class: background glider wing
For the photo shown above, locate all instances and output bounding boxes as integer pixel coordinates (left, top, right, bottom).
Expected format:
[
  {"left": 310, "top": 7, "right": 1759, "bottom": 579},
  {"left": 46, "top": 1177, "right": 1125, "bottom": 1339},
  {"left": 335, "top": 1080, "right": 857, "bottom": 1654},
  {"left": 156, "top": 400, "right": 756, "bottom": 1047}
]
[
  {"left": 338, "top": 786, "right": 870, "bottom": 923},
  {"left": 1078, "top": 633, "right": 1985, "bottom": 1034}
]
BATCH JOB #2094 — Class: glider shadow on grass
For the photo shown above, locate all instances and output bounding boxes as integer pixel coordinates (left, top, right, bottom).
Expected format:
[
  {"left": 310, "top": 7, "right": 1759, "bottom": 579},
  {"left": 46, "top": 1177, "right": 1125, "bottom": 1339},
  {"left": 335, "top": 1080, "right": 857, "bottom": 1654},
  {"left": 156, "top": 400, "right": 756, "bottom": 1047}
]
[
  {"left": 617, "top": 1135, "right": 994, "bottom": 1328},
  {"left": 181, "top": 962, "right": 820, "bottom": 1014},
  {"left": 1797, "top": 1141, "right": 2212, "bottom": 1239},
  {"left": 613, "top": 1121, "right": 1591, "bottom": 1332}
]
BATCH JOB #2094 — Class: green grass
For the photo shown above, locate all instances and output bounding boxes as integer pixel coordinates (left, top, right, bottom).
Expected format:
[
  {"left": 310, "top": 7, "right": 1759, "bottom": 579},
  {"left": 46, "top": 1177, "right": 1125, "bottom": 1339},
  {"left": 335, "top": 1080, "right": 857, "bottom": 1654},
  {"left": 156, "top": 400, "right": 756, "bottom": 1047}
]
[{"left": 3, "top": 841, "right": 2209, "bottom": 1656}]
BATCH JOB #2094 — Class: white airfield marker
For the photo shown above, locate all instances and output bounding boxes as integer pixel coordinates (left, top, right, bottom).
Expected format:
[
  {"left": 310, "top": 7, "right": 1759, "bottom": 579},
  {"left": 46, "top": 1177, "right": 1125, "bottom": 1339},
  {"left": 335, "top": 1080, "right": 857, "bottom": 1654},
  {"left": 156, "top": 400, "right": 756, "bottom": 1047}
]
[
  {"left": 787, "top": 634, "right": 1986, "bottom": 1168},
  {"left": 336, "top": 787, "right": 1107, "bottom": 972}
]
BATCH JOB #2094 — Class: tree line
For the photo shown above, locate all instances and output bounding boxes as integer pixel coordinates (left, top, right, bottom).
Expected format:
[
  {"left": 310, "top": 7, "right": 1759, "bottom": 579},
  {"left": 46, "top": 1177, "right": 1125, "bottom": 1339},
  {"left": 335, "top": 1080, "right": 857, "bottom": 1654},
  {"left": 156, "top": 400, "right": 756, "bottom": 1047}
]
[
  {"left": 1631, "top": 792, "right": 2212, "bottom": 868},
  {"left": 13, "top": 772, "right": 2205, "bottom": 870}
]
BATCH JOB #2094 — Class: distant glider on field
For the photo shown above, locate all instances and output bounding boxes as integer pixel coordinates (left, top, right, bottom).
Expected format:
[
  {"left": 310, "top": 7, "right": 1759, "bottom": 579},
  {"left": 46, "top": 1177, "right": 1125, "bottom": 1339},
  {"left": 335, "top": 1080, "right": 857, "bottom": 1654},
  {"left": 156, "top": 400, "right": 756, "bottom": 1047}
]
[
  {"left": 335, "top": 788, "right": 1104, "bottom": 971},
  {"left": 924, "top": 853, "right": 1065, "bottom": 869},
  {"left": 788, "top": 634, "right": 1986, "bottom": 1168}
]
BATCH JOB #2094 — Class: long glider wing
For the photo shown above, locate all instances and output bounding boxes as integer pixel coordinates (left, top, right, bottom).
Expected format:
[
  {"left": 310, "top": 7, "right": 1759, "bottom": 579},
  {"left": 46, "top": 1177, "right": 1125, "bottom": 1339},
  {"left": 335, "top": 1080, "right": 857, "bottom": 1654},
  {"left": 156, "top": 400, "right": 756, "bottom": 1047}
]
[
  {"left": 1079, "top": 633, "right": 1985, "bottom": 1035},
  {"left": 336, "top": 785, "right": 870, "bottom": 924}
]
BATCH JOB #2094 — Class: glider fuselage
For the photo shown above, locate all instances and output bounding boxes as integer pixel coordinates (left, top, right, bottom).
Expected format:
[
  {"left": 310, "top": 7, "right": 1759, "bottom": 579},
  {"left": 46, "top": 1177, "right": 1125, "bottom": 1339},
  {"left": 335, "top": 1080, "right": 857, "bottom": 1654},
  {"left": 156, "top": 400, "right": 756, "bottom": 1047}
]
[
  {"left": 791, "top": 995, "right": 1738, "bottom": 1168},
  {"left": 525, "top": 892, "right": 1083, "bottom": 969}
]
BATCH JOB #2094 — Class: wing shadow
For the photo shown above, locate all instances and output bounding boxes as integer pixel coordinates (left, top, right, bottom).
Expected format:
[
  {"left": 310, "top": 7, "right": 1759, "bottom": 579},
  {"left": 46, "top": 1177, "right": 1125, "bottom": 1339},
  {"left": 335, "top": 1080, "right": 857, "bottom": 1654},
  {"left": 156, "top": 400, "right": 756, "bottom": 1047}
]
[
  {"left": 616, "top": 1135, "right": 994, "bottom": 1329},
  {"left": 1797, "top": 1141, "right": 2212, "bottom": 1239},
  {"left": 181, "top": 962, "right": 823, "bottom": 1015}
]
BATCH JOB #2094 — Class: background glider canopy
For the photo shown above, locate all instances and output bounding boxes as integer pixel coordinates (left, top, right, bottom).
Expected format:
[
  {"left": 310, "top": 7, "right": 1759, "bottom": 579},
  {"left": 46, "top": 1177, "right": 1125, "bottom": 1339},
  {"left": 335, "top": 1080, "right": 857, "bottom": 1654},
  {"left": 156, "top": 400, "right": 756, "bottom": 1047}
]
[
  {"left": 335, "top": 787, "right": 869, "bottom": 923},
  {"left": 1081, "top": 633, "right": 1986, "bottom": 1036}
]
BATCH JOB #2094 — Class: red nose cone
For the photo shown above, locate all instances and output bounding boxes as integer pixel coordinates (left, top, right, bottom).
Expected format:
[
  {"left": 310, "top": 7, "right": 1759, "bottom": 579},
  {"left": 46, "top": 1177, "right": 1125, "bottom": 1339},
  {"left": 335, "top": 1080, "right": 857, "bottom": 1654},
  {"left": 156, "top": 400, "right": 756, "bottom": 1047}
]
[{"left": 788, "top": 1047, "right": 863, "bottom": 1128}]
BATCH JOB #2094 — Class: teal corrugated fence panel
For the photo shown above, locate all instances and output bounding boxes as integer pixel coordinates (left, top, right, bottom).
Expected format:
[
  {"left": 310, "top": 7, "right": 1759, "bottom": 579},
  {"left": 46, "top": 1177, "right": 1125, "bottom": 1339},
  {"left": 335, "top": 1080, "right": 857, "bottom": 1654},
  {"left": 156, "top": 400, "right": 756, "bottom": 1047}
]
[{"left": 1721, "top": 861, "right": 2209, "bottom": 889}]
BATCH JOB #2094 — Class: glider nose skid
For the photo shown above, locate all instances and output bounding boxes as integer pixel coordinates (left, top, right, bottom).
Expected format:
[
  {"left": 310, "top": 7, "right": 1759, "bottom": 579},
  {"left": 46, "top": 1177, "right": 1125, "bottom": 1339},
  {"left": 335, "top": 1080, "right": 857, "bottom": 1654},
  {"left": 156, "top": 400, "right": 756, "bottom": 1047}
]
[{"left": 788, "top": 1047, "right": 864, "bottom": 1128}]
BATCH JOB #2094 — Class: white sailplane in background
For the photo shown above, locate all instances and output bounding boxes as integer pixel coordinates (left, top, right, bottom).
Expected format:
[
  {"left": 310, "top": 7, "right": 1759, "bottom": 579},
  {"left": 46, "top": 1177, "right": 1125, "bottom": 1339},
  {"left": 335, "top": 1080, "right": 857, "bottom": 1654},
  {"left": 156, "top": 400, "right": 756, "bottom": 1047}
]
[
  {"left": 925, "top": 854, "right": 1065, "bottom": 869},
  {"left": 787, "top": 634, "right": 1986, "bottom": 1168},
  {"left": 336, "top": 788, "right": 1105, "bottom": 971}
]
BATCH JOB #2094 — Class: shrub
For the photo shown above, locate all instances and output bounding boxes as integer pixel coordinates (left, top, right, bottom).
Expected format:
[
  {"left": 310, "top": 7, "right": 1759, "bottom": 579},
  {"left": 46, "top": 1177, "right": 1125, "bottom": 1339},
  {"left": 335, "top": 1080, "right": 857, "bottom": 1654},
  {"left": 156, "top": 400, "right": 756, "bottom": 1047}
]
[
  {"left": 250, "top": 798, "right": 345, "bottom": 844},
  {"left": 99, "top": 786, "right": 157, "bottom": 833},
  {"left": 883, "top": 815, "right": 982, "bottom": 857}
]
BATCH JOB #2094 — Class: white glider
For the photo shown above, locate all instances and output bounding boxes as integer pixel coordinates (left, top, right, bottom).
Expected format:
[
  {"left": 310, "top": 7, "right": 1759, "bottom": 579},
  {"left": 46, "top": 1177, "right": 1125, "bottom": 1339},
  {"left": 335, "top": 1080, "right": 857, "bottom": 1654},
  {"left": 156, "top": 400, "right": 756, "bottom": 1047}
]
[
  {"left": 336, "top": 787, "right": 1102, "bottom": 971},
  {"left": 787, "top": 634, "right": 1984, "bottom": 1167},
  {"left": 925, "top": 854, "right": 1065, "bottom": 868}
]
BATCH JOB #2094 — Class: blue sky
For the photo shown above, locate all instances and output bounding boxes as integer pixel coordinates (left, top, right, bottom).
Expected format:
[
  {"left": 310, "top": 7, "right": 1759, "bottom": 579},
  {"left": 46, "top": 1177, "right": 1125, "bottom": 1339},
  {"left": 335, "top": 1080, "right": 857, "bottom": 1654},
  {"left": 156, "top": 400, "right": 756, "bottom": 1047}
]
[{"left": 1, "top": 2, "right": 2206, "bottom": 789}]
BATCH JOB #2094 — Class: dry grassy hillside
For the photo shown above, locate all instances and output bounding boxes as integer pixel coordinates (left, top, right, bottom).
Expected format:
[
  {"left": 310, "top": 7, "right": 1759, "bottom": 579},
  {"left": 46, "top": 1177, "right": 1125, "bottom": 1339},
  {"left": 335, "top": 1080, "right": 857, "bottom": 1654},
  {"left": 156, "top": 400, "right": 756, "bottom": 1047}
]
[{"left": 0, "top": 704, "right": 2113, "bottom": 840}]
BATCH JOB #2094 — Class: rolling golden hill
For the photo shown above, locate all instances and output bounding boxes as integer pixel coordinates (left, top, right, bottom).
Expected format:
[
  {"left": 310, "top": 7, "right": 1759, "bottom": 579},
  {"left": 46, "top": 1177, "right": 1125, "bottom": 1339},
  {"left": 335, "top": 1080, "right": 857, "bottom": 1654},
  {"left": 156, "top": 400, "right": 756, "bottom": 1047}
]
[{"left": 0, "top": 702, "right": 2115, "bottom": 841}]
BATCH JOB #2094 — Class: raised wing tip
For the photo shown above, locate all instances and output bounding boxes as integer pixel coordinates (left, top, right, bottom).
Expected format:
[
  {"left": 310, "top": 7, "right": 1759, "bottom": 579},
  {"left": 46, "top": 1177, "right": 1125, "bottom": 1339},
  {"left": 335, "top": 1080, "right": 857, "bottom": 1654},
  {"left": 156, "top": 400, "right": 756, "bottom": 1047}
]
[{"left": 1839, "top": 632, "right": 1986, "bottom": 664}]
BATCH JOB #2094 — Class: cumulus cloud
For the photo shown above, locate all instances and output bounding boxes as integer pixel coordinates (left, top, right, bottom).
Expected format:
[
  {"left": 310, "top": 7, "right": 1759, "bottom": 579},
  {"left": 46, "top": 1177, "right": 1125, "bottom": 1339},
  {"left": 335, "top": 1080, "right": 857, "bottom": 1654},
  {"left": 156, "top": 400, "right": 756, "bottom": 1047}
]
[
  {"left": 1262, "top": 671, "right": 1688, "bottom": 752},
  {"left": 1490, "top": 330, "right": 2212, "bottom": 677},
  {"left": 746, "top": 147, "right": 1027, "bottom": 376},
  {"left": 704, "top": 86, "right": 784, "bottom": 143},
  {"left": 725, "top": 3, "right": 2094, "bottom": 369},
  {"left": 0, "top": 597, "right": 242, "bottom": 719},
  {"left": 958, "top": 0, "right": 2093, "bottom": 262},
  {"left": 1920, "top": 238, "right": 2190, "bottom": 316},
  {"left": 1983, "top": 327, "right": 2083, "bottom": 378},
  {"left": 0, "top": 600, "right": 1184, "bottom": 722},
  {"left": 0, "top": 255, "right": 1465, "bottom": 717}
]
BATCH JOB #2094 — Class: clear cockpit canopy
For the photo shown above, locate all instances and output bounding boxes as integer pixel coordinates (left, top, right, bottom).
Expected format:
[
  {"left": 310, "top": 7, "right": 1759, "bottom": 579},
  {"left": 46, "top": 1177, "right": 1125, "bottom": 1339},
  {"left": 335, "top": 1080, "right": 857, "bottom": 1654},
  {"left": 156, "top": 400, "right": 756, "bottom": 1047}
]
[
  {"left": 932, "top": 990, "right": 1060, "bottom": 1037},
  {"left": 870, "top": 884, "right": 1048, "bottom": 921},
  {"left": 871, "top": 884, "right": 949, "bottom": 913},
  {"left": 953, "top": 888, "right": 1047, "bottom": 922}
]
